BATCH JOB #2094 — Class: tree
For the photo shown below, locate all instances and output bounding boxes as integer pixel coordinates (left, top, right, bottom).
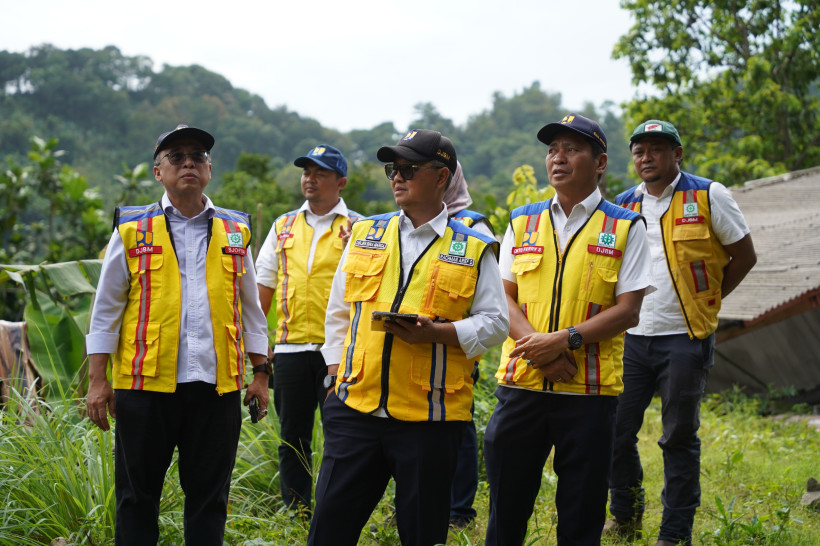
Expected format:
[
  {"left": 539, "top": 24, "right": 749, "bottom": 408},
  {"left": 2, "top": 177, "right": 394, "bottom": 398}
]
[{"left": 615, "top": 0, "right": 820, "bottom": 185}]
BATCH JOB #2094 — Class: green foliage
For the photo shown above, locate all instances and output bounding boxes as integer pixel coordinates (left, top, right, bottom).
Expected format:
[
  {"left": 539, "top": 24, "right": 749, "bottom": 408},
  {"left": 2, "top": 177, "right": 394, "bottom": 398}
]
[
  {"left": 615, "top": 0, "right": 820, "bottom": 185},
  {"left": 486, "top": 164, "right": 556, "bottom": 234}
]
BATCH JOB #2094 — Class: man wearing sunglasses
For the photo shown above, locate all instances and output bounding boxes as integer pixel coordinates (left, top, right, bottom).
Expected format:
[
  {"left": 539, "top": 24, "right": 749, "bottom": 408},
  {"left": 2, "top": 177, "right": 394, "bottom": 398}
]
[
  {"left": 308, "top": 130, "right": 509, "bottom": 545},
  {"left": 255, "top": 144, "right": 362, "bottom": 519},
  {"left": 86, "top": 124, "right": 270, "bottom": 545}
]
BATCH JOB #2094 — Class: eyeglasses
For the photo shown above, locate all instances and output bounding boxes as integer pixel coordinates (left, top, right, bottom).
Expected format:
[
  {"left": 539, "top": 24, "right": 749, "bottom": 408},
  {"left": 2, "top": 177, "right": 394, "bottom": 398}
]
[
  {"left": 384, "top": 162, "right": 438, "bottom": 181},
  {"left": 159, "top": 151, "right": 210, "bottom": 166}
]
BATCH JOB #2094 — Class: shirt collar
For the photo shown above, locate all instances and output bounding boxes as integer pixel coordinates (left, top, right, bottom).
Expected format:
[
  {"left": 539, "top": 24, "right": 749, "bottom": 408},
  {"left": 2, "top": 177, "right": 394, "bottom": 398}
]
[
  {"left": 635, "top": 172, "right": 682, "bottom": 199},
  {"left": 550, "top": 187, "right": 602, "bottom": 218},
  {"left": 299, "top": 197, "right": 349, "bottom": 219},
  {"left": 398, "top": 203, "right": 449, "bottom": 238},
  {"left": 161, "top": 192, "right": 215, "bottom": 220}
]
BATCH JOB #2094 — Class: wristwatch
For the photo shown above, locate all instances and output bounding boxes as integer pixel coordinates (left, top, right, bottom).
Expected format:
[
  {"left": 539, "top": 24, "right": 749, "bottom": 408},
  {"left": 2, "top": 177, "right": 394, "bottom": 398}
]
[
  {"left": 323, "top": 374, "right": 337, "bottom": 390},
  {"left": 567, "top": 326, "right": 583, "bottom": 350},
  {"left": 252, "top": 357, "right": 272, "bottom": 375}
]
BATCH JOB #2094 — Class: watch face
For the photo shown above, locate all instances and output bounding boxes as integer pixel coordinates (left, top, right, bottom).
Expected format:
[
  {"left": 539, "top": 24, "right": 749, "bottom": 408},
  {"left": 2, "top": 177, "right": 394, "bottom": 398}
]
[{"left": 323, "top": 375, "right": 336, "bottom": 389}]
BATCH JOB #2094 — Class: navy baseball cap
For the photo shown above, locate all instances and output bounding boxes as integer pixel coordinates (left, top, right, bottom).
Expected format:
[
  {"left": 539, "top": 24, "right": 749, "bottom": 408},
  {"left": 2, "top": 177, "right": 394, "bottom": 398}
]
[
  {"left": 630, "top": 119, "right": 683, "bottom": 148},
  {"left": 294, "top": 144, "right": 348, "bottom": 177},
  {"left": 377, "top": 129, "right": 458, "bottom": 174},
  {"left": 153, "top": 124, "right": 215, "bottom": 159},
  {"left": 537, "top": 113, "right": 607, "bottom": 152}
]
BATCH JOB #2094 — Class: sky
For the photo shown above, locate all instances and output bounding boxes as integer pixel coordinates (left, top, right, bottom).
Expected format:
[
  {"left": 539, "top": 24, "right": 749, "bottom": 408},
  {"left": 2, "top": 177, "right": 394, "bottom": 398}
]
[{"left": 6, "top": 0, "right": 639, "bottom": 133}]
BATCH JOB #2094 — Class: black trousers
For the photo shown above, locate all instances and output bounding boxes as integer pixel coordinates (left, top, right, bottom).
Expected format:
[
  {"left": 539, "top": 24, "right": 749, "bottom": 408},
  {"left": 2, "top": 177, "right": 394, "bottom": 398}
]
[
  {"left": 114, "top": 382, "right": 241, "bottom": 546},
  {"left": 271, "top": 351, "right": 327, "bottom": 512},
  {"left": 308, "top": 393, "right": 464, "bottom": 546},
  {"left": 484, "top": 386, "right": 618, "bottom": 546}
]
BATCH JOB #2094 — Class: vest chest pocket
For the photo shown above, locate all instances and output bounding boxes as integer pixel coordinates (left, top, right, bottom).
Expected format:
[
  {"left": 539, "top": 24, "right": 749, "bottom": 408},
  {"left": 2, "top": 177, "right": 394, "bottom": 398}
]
[
  {"left": 510, "top": 253, "right": 543, "bottom": 302},
  {"left": 672, "top": 222, "right": 713, "bottom": 263},
  {"left": 410, "top": 354, "right": 465, "bottom": 393},
  {"left": 343, "top": 250, "right": 389, "bottom": 302},
  {"left": 276, "top": 231, "right": 295, "bottom": 252},
  {"left": 424, "top": 263, "right": 477, "bottom": 320},
  {"left": 129, "top": 253, "right": 164, "bottom": 301},
  {"left": 221, "top": 254, "right": 246, "bottom": 276},
  {"left": 121, "top": 321, "right": 160, "bottom": 377},
  {"left": 579, "top": 262, "right": 618, "bottom": 307}
]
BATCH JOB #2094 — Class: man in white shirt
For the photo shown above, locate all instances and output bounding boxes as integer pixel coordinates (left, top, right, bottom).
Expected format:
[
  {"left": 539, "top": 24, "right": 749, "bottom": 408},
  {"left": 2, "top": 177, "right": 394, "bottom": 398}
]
[
  {"left": 606, "top": 119, "right": 757, "bottom": 546},
  {"left": 308, "top": 129, "right": 509, "bottom": 545},
  {"left": 255, "top": 144, "right": 361, "bottom": 518},
  {"left": 86, "top": 125, "right": 270, "bottom": 545}
]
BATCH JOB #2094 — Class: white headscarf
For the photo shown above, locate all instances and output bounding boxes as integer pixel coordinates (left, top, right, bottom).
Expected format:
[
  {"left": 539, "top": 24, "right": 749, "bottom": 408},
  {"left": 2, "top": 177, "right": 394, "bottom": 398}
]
[{"left": 443, "top": 160, "right": 473, "bottom": 215}]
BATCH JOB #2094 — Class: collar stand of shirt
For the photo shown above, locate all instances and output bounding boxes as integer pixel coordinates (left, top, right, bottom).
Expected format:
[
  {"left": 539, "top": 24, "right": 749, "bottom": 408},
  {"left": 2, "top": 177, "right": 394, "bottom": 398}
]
[
  {"left": 550, "top": 187, "right": 602, "bottom": 221},
  {"left": 637, "top": 172, "right": 682, "bottom": 200},
  {"left": 162, "top": 193, "right": 214, "bottom": 220},
  {"left": 399, "top": 203, "right": 449, "bottom": 238}
]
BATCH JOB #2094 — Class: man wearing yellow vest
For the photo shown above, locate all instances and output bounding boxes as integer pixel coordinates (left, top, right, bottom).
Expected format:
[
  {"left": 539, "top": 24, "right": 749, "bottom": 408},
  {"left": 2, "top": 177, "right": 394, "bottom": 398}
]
[
  {"left": 85, "top": 125, "right": 270, "bottom": 545},
  {"left": 255, "top": 144, "right": 361, "bottom": 518},
  {"left": 484, "top": 113, "right": 653, "bottom": 545},
  {"left": 606, "top": 120, "right": 757, "bottom": 546},
  {"left": 307, "top": 129, "right": 509, "bottom": 545}
]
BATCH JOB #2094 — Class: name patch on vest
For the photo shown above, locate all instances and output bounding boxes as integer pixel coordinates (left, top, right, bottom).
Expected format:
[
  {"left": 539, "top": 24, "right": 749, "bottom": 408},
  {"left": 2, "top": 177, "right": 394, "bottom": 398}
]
[
  {"left": 587, "top": 245, "right": 623, "bottom": 258},
  {"left": 354, "top": 239, "right": 387, "bottom": 250},
  {"left": 438, "top": 253, "right": 475, "bottom": 266},
  {"left": 675, "top": 216, "right": 705, "bottom": 224},
  {"left": 277, "top": 232, "right": 294, "bottom": 240},
  {"left": 128, "top": 246, "right": 162, "bottom": 257},
  {"left": 512, "top": 245, "right": 544, "bottom": 255},
  {"left": 223, "top": 246, "right": 248, "bottom": 256}
]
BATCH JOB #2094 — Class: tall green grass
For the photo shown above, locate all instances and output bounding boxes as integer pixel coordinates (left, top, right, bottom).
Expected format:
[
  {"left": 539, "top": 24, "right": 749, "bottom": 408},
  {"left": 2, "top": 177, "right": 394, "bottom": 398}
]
[{"left": 1, "top": 359, "right": 819, "bottom": 545}]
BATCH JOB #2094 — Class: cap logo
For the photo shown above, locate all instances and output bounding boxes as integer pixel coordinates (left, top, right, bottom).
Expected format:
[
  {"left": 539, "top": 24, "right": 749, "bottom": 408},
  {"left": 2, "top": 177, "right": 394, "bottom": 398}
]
[
  {"left": 436, "top": 148, "right": 451, "bottom": 161},
  {"left": 310, "top": 146, "right": 326, "bottom": 156},
  {"left": 560, "top": 115, "right": 575, "bottom": 125},
  {"left": 592, "top": 131, "right": 606, "bottom": 147},
  {"left": 645, "top": 123, "right": 662, "bottom": 132},
  {"left": 401, "top": 131, "right": 418, "bottom": 141}
]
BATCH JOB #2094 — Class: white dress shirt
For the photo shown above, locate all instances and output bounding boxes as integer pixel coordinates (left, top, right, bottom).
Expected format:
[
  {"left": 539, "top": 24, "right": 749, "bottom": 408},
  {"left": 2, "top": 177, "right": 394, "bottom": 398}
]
[
  {"left": 86, "top": 193, "right": 269, "bottom": 385},
  {"left": 322, "top": 204, "right": 510, "bottom": 366},
  {"left": 255, "top": 198, "right": 352, "bottom": 354},
  {"left": 626, "top": 173, "right": 750, "bottom": 336}
]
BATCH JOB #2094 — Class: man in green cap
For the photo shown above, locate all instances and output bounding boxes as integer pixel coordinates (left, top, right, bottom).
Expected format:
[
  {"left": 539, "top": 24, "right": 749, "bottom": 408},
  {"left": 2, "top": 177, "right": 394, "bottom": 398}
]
[{"left": 606, "top": 119, "right": 757, "bottom": 545}]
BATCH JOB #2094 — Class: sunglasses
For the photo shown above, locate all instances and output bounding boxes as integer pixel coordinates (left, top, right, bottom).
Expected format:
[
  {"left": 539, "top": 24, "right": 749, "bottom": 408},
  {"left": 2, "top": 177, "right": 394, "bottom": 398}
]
[
  {"left": 159, "top": 151, "right": 210, "bottom": 166},
  {"left": 384, "top": 162, "right": 439, "bottom": 181}
]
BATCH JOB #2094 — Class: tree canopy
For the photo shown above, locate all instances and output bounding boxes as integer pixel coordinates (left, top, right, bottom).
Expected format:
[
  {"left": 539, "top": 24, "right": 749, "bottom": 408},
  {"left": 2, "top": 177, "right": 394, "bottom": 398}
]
[{"left": 615, "top": 0, "right": 820, "bottom": 184}]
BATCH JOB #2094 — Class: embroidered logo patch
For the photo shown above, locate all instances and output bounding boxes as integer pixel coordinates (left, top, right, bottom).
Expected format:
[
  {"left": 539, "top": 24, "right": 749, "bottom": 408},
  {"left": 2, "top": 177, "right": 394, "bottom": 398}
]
[
  {"left": 136, "top": 230, "right": 153, "bottom": 247},
  {"left": 587, "top": 244, "right": 623, "bottom": 258},
  {"left": 223, "top": 246, "right": 247, "bottom": 256},
  {"left": 449, "top": 239, "right": 467, "bottom": 257},
  {"left": 683, "top": 202, "right": 699, "bottom": 218},
  {"left": 227, "top": 232, "right": 244, "bottom": 247},
  {"left": 597, "top": 232, "right": 616, "bottom": 249},
  {"left": 523, "top": 231, "right": 539, "bottom": 246},
  {"left": 512, "top": 246, "right": 543, "bottom": 255},
  {"left": 439, "top": 253, "right": 474, "bottom": 266},
  {"left": 354, "top": 239, "right": 387, "bottom": 250}
]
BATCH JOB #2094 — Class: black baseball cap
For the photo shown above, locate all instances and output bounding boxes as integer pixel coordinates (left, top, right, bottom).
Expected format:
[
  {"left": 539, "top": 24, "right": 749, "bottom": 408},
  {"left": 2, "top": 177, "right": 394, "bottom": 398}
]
[
  {"left": 294, "top": 144, "right": 348, "bottom": 176},
  {"left": 377, "top": 129, "right": 458, "bottom": 174},
  {"left": 536, "top": 113, "right": 607, "bottom": 152},
  {"left": 153, "top": 124, "right": 215, "bottom": 160}
]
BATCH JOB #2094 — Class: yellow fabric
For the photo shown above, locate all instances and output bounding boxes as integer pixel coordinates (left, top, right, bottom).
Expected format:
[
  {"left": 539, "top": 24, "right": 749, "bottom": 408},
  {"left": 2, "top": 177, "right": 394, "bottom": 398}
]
[
  {"left": 630, "top": 189, "right": 728, "bottom": 339},
  {"left": 114, "top": 210, "right": 251, "bottom": 394},
  {"left": 273, "top": 212, "right": 347, "bottom": 344},
  {"left": 336, "top": 215, "right": 494, "bottom": 421},
  {"left": 494, "top": 204, "right": 635, "bottom": 396}
]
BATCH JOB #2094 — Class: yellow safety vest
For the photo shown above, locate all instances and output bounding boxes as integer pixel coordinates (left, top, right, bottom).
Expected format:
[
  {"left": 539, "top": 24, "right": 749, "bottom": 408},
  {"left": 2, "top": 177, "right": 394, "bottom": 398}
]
[
  {"left": 495, "top": 199, "right": 639, "bottom": 396},
  {"left": 272, "top": 210, "right": 361, "bottom": 344},
  {"left": 616, "top": 173, "right": 729, "bottom": 339},
  {"left": 113, "top": 203, "right": 252, "bottom": 394},
  {"left": 336, "top": 212, "right": 498, "bottom": 421}
]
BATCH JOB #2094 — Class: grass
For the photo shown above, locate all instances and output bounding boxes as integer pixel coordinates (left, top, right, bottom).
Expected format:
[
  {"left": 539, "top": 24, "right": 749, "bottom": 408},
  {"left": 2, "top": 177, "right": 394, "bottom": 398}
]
[{"left": 1, "top": 361, "right": 819, "bottom": 545}]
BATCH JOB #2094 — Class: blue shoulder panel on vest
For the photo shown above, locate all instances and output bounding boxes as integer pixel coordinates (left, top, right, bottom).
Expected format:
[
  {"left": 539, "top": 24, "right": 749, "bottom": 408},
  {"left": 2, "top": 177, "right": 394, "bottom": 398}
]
[
  {"left": 448, "top": 218, "right": 497, "bottom": 246},
  {"left": 510, "top": 200, "right": 550, "bottom": 221},
  {"left": 451, "top": 209, "right": 487, "bottom": 222},
  {"left": 677, "top": 172, "right": 713, "bottom": 191},
  {"left": 275, "top": 210, "right": 299, "bottom": 224},
  {"left": 367, "top": 211, "right": 400, "bottom": 222},
  {"left": 213, "top": 207, "right": 250, "bottom": 225},
  {"left": 598, "top": 200, "right": 640, "bottom": 222},
  {"left": 615, "top": 187, "right": 641, "bottom": 205},
  {"left": 347, "top": 210, "right": 364, "bottom": 221},
  {"left": 115, "top": 203, "right": 163, "bottom": 226}
]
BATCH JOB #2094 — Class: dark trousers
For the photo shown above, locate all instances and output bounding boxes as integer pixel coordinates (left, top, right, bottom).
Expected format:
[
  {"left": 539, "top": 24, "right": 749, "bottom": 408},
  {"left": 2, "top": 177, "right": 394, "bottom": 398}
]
[
  {"left": 450, "top": 418, "right": 479, "bottom": 519},
  {"left": 114, "top": 382, "right": 241, "bottom": 546},
  {"left": 271, "top": 351, "right": 327, "bottom": 512},
  {"left": 484, "top": 386, "right": 618, "bottom": 546},
  {"left": 307, "top": 394, "right": 464, "bottom": 546},
  {"left": 609, "top": 333, "right": 714, "bottom": 545}
]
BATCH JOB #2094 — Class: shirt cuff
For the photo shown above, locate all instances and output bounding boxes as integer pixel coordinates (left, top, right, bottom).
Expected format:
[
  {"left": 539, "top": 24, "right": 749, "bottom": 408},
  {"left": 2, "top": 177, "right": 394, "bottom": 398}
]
[
  {"left": 243, "top": 331, "right": 269, "bottom": 356},
  {"left": 85, "top": 333, "right": 120, "bottom": 355},
  {"left": 320, "top": 345, "right": 343, "bottom": 367},
  {"left": 452, "top": 320, "right": 482, "bottom": 360}
]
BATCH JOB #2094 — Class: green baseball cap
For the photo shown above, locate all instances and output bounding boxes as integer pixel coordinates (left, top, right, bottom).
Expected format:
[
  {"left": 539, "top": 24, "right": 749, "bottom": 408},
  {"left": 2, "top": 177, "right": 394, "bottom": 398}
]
[{"left": 629, "top": 119, "right": 682, "bottom": 148}]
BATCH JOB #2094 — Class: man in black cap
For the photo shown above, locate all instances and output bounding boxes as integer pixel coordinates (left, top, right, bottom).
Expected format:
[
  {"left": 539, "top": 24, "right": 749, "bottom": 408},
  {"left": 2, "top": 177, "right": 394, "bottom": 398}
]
[
  {"left": 86, "top": 124, "right": 270, "bottom": 545},
  {"left": 255, "top": 144, "right": 362, "bottom": 518},
  {"left": 606, "top": 120, "right": 756, "bottom": 546},
  {"left": 307, "top": 129, "right": 508, "bottom": 545},
  {"left": 483, "top": 114, "right": 652, "bottom": 545}
]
